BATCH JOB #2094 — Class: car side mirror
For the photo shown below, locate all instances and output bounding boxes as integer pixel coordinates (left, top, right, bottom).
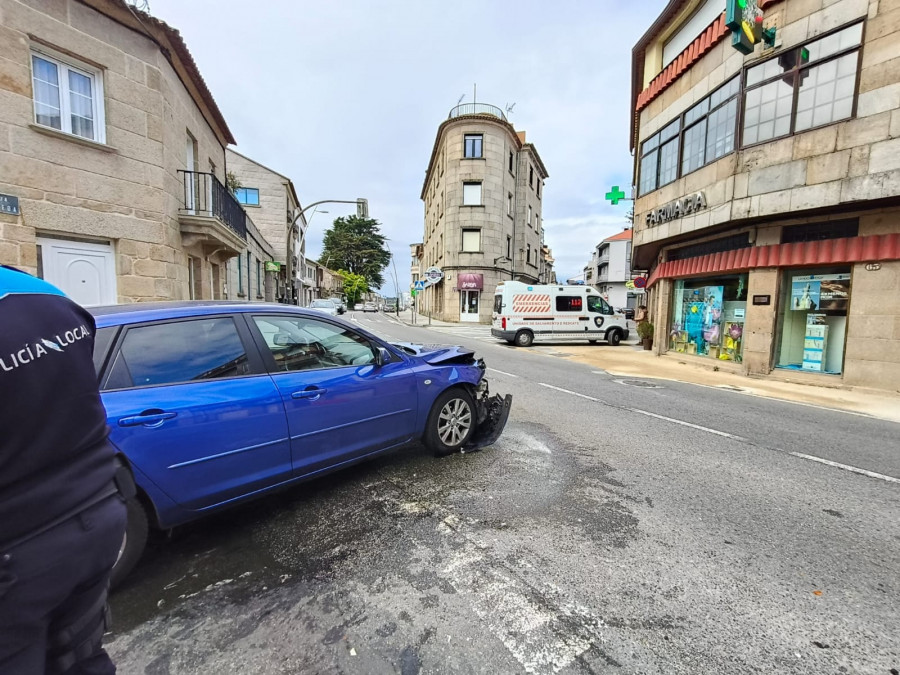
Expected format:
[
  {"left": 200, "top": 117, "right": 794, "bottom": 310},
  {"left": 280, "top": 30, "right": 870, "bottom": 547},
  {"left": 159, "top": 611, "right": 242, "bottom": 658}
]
[{"left": 375, "top": 347, "right": 392, "bottom": 366}]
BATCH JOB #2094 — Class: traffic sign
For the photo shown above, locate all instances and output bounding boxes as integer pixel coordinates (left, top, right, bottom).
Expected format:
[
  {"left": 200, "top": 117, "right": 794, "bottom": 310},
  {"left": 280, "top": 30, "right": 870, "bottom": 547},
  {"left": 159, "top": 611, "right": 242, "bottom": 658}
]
[
  {"left": 413, "top": 280, "right": 426, "bottom": 291},
  {"left": 423, "top": 266, "right": 443, "bottom": 286},
  {"left": 633, "top": 276, "right": 647, "bottom": 289}
]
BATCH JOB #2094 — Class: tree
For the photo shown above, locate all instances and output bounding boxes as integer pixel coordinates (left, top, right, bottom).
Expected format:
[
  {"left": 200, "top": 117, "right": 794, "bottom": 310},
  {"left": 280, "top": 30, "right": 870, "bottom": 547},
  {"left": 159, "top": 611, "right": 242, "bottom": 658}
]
[
  {"left": 341, "top": 271, "right": 368, "bottom": 306},
  {"left": 321, "top": 216, "right": 391, "bottom": 288},
  {"left": 226, "top": 171, "right": 242, "bottom": 195}
]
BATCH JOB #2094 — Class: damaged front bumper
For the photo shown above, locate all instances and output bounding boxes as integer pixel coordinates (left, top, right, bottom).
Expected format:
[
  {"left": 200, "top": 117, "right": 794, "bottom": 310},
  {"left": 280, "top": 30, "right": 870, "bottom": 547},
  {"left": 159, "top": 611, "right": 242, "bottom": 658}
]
[{"left": 466, "top": 378, "right": 513, "bottom": 450}]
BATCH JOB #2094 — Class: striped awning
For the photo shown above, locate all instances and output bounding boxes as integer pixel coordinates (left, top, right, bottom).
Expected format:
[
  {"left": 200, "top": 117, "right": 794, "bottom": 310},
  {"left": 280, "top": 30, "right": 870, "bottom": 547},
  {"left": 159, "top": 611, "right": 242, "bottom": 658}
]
[{"left": 647, "top": 233, "right": 900, "bottom": 288}]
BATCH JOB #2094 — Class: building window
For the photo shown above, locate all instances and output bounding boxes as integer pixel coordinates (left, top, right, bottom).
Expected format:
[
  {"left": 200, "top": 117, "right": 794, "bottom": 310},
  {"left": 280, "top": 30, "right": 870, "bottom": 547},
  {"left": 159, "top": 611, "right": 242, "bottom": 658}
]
[
  {"left": 537, "top": 181, "right": 541, "bottom": 198},
  {"left": 638, "top": 76, "right": 739, "bottom": 196},
  {"left": 236, "top": 255, "right": 244, "bottom": 295},
  {"left": 461, "top": 229, "right": 481, "bottom": 252},
  {"left": 743, "top": 22, "right": 862, "bottom": 145},
  {"left": 31, "top": 49, "right": 105, "bottom": 143},
  {"left": 256, "top": 259, "right": 262, "bottom": 297},
  {"left": 527, "top": 205, "right": 532, "bottom": 227},
  {"left": 535, "top": 214, "right": 540, "bottom": 232},
  {"left": 234, "top": 187, "right": 260, "bottom": 205},
  {"left": 670, "top": 275, "right": 748, "bottom": 362},
  {"left": 526, "top": 244, "right": 531, "bottom": 264},
  {"left": 775, "top": 268, "right": 851, "bottom": 375},
  {"left": 462, "top": 182, "right": 482, "bottom": 206},
  {"left": 509, "top": 151, "right": 514, "bottom": 173},
  {"left": 529, "top": 165, "right": 534, "bottom": 187},
  {"left": 507, "top": 193, "right": 513, "bottom": 216},
  {"left": 464, "top": 134, "right": 483, "bottom": 158},
  {"left": 246, "top": 252, "right": 252, "bottom": 298}
]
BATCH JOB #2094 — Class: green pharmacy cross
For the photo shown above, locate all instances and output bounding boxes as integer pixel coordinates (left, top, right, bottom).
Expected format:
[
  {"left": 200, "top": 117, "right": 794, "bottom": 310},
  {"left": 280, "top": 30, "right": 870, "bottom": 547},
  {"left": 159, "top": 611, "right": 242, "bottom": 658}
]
[{"left": 605, "top": 186, "right": 631, "bottom": 206}]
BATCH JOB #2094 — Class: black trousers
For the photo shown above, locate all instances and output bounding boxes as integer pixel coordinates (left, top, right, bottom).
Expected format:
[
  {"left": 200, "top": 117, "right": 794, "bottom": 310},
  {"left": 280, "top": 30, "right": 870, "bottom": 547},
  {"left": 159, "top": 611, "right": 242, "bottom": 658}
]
[{"left": 0, "top": 495, "right": 126, "bottom": 675}]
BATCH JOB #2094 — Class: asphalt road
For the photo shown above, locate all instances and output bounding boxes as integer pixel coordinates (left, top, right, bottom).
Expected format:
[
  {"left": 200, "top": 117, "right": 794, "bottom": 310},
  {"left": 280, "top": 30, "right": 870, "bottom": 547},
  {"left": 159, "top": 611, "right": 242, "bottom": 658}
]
[{"left": 108, "top": 311, "right": 900, "bottom": 675}]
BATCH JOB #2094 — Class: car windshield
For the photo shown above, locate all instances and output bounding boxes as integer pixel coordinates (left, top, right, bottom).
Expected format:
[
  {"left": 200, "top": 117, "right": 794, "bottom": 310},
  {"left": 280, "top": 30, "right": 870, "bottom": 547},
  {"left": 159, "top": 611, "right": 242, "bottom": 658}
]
[{"left": 311, "top": 301, "right": 332, "bottom": 308}]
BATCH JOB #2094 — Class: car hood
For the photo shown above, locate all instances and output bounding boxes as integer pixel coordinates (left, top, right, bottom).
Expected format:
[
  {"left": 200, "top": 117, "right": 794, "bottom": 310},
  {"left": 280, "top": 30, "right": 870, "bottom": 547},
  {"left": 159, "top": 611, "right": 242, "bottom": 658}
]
[{"left": 391, "top": 342, "right": 478, "bottom": 365}]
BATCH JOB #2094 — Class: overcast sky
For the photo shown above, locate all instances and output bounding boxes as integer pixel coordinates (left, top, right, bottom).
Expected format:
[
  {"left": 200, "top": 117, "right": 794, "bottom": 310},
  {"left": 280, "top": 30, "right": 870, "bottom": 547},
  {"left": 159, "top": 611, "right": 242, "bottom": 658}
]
[{"left": 149, "top": 0, "right": 665, "bottom": 294}]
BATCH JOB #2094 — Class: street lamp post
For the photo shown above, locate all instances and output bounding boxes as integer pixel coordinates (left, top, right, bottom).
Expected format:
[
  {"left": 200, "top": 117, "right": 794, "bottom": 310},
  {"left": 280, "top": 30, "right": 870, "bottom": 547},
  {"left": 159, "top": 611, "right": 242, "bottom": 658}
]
[
  {"left": 287, "top": 198, "right": 367, "bottom": 306},
  {"left": 384, "top": 240, "right": 401, "bottom": 319}
]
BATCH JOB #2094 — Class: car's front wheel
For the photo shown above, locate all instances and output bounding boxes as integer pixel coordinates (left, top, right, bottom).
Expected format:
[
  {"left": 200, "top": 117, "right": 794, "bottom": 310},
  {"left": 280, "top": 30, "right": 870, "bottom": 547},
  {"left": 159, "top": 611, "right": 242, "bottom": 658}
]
[
  {"left": 110, "top": 496, "right": 149, "bottom": 590},
  {"left": 425, "top": 388, "right": 476, "bottom": 456}
]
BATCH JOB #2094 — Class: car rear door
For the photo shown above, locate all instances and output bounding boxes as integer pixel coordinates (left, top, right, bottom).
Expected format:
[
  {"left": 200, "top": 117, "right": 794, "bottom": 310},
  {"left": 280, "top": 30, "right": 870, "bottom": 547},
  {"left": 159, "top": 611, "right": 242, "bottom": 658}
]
[
  {"left": 100, "top": 314, "right": 292, "bottom": 512},
  {"left": 248, "top": 313, "right": 418, "bottom": 476}
]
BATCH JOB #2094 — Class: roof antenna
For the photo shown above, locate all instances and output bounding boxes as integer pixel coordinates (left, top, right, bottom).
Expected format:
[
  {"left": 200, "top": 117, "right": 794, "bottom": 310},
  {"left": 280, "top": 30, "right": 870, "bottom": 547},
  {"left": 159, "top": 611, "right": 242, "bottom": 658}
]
[
  {"left": 505, "top": 102, "right": 516, "bottom": 115},
  {"left": 457, "top": 93, "right": 465, "bottom": 105}
]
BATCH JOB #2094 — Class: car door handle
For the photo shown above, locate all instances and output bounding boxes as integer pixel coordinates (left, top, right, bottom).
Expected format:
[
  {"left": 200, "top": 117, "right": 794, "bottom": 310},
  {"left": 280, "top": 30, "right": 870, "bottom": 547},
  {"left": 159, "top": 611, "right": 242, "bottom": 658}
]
[
  {"left": 292, "top": 387, "right": 328, "bottom": 400},
  {"left": 118, "top": 411, "right": 177, "bottom": 427}
]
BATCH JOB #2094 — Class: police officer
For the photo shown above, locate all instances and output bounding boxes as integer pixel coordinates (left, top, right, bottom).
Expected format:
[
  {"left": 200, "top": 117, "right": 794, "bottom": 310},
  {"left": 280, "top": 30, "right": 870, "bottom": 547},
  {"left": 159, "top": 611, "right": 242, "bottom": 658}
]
[{"left": 0, "top": 266, "right": 127, "bottom": 674}]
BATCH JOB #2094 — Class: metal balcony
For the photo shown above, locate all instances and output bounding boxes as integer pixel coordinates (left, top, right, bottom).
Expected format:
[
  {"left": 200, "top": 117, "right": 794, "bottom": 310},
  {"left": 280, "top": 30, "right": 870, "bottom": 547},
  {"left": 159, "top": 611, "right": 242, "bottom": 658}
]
[
  {"left": 448, "top": 103, "right": 507, "bottom": 121},
  {"left": 178, "top": 170, "right": 247, "bottom": 258}
]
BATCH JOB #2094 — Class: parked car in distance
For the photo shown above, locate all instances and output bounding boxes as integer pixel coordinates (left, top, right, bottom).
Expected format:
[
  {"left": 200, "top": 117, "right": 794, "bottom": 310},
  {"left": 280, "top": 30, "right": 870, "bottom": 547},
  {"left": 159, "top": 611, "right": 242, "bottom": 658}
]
[
  {"left": 308, "top": 299, "right": 339, "bottom": 316},
  {"left": 363, "top": 302, "right": 377, "bottom": 312},
  {"left": 354, "top": 303, "right": 364, "bottom": 311},
  {"left": 90, "top": 302, "right": 512, "bottom": 588},
  {"left": 618, "top": 307, "right": 635, "bottom": 320}
]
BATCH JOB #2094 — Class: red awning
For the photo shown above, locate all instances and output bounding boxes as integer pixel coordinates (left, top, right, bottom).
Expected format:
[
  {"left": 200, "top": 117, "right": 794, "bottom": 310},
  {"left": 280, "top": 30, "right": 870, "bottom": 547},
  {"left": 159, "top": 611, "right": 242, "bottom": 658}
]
[
  {"left": 456, "top": 273, "right": 484, "bottom": 290},
  {"left": 646, "top": 233, "right": 900, "bottom": 288}
]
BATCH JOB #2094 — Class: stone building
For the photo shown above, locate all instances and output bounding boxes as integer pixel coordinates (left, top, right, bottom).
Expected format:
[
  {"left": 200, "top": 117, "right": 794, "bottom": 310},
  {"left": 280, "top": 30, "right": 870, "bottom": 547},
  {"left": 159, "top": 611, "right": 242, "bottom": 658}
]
[
  {"left": 585, "top": 229, "right": 636, "bottom": 310},
  {"left": 0, "top": 0, "right": 250, "bottom": 303},
  {"left": 419, "top": 103, "right": 549, "bottom": 323},
  {"left": 631, "top": 0, "right": 900, "bottom": 392},
  {"left": 225, "top": 149, "right": 306, "bottom": 304}
]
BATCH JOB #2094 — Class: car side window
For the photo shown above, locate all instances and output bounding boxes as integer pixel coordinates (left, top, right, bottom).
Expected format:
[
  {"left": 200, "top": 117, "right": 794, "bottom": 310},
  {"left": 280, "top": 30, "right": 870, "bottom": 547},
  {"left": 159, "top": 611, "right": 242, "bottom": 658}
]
[
  {"left": 252, "top": 315, "right": 377, "bottom": 372},
  {"left": 555, "top": 296, "right": 583, "bottom": 311},
  {"left": 104, "top": 317, "right": 250, "bottom": 390},
  {"left": 587, "top": 296, "right": 614, "bottom": 315}
]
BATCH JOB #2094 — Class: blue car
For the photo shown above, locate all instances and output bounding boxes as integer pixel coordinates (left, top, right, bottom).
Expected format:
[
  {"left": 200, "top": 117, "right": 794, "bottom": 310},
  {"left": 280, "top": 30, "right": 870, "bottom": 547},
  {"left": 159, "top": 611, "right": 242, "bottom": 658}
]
[{"left": 90, "top": 302, "right": 512, "bottom": 587}]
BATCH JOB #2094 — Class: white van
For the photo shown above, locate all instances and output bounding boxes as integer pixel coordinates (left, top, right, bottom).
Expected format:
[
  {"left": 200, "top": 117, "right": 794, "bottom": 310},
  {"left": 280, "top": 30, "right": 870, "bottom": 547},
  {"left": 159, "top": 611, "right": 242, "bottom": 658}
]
[{"left": 491, "top": 281, "right": 630, "bottom": 347}]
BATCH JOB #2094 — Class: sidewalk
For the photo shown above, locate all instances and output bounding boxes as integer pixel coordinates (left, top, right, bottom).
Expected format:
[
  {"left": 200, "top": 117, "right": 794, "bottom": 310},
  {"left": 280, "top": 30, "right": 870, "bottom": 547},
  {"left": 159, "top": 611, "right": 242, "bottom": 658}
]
[{"left": 391, "top": 310, "right": 900, "bottom": 424}]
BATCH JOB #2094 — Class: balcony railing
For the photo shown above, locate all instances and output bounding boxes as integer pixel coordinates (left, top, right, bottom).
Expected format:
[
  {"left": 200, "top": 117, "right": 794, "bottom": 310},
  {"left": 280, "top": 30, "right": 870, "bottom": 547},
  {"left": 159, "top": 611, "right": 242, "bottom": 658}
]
[
  {"left": 448, "top": 103, "right": 507, "bottom": 122},
  {"left": 179, "top": 170, "right": 247, "bottom": 240}
]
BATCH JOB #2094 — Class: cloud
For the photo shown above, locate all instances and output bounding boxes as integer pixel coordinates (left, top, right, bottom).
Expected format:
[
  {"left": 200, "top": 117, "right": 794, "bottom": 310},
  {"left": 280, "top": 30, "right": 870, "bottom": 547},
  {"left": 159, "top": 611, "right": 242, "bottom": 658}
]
[{"left": 148, "top": 0, "right": 663, "bottom": 292}]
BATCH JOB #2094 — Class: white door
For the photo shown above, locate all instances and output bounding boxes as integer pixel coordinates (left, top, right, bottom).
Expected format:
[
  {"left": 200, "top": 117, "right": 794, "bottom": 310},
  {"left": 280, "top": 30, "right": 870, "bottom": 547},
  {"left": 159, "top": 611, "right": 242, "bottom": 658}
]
[
  {"left": 460, "top": 290, "right": 480, "bottom": 322},
  {"left": 37, "top": 238, "right": 117, "bottom": 307}
]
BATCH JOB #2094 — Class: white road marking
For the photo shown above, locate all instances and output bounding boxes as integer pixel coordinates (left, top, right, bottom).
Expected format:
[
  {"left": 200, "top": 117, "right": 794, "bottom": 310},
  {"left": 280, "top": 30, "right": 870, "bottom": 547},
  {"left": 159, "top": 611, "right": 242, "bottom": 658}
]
[
  {"left": 539, "top": 383, "right": 603, "bottom": 403},
  {"left": 625, "top": 408, "right": 748, "bottom": 441},
  {"left": 787, "top": 452, "right": 900, "bottom": 484},
  {"left": 540, "top": 382, "right": 899, "bottom": 484},
  {"left": 487, "top": 367, "right": 518, "bottom": 378},
  {"left": 541, "top": 383, "right": 745, "bottom": 440}
]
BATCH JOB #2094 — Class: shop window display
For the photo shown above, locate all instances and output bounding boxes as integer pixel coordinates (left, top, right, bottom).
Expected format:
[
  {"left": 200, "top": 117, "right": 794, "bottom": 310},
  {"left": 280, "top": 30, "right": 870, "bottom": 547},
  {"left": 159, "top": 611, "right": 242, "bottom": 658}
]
[
  {"left": 670, "top": 275, "right": 747, "bottom": 361},
  {"left": 775, "top": 268, "right": 850, "bottom": 374}
]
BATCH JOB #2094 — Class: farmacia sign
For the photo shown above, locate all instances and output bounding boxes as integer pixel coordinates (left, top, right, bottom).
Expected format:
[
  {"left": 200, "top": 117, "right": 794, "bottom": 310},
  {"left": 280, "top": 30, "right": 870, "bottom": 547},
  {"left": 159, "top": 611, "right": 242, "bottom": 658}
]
[{"left": 645, "top": 192, "right": 707, "bottom": 226}]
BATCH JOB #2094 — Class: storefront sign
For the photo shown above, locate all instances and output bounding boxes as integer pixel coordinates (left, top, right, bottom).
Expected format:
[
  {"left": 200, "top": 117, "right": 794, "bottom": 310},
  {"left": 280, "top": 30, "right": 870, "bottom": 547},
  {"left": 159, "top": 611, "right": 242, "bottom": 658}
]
[
  {"left": 0, "top": 194, "right": 20, "bottom": 216},
  {"left": 645, "top": 192, "right": 707, "bottom": 226},
  {"left": 456, "top": 273, "right": 483, "bottom": 290},
  {"left": 790, "top": 273, "right": 850, "bottom": 312},
  {"left": 423, "top": 266, "right": 444, "bottom": 286},
  {"left": 264, "top": 261, "right": 281, "bottom": 272},
  {"left": 752, "top": 294, "right": 771, "bottom": 305},
  {"left": 865, "top": 263, "right": 881, "bottom": 271}
]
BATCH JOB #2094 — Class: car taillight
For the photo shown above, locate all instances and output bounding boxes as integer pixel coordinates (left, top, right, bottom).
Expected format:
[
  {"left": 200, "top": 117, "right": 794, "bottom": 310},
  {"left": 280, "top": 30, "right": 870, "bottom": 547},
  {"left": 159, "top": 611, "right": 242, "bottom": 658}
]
[{"left": 502, "top": 317, "right": 507, "bottom": 329}]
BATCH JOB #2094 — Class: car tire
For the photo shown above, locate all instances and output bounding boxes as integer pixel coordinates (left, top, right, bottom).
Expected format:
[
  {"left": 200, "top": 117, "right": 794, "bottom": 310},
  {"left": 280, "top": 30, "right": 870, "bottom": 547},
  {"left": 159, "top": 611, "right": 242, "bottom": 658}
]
[
  {"left": 607, "top": 328, "right": 622, "bottom": 346},
  {"left": 110, "top": 496, "right": 149, "bottom": 590},
  {"left": 424, "top": 388, "right": 476, "bottom": 457},
  {"left": 514, "top": 330, "right": 534, "bottom": 347}
]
